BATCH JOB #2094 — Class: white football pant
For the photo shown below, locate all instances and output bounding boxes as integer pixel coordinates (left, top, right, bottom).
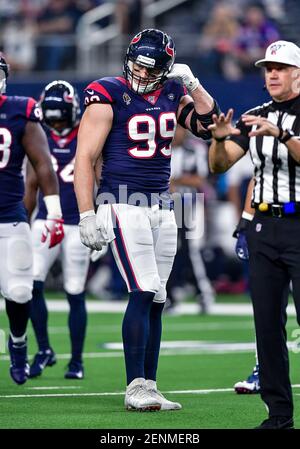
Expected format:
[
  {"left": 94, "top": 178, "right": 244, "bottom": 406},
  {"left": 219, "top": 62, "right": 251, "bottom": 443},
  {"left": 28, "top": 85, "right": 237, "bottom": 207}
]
[
  {"left": 100, "top": 204, "right": 177, "bottom": 303},
  {"left": 32, "top": 220, "right": 90, "bottom": 295},
  {"left": 0, "top": 222, "right": 33, "bottom": 303}
]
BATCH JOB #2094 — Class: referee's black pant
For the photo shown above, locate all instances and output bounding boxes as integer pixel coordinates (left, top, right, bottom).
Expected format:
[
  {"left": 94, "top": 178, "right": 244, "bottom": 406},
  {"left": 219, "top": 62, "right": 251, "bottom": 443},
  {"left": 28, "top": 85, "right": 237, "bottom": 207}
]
[{"left": 247, "top": 211, "right": 300, "bottom": 418}]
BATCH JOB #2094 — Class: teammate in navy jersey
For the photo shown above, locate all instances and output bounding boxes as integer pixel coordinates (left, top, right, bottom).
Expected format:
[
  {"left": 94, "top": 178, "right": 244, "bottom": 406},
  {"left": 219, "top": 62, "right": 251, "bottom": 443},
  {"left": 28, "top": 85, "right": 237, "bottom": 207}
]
[
  {"left": 0, "top": 56, "right": 64, "bottom": 385},
  {"left": 24, "top": 81, "right": 90, "bottom": 380},
  {"left": 74, "top": 28, "right": 220, "bottom": 411}
]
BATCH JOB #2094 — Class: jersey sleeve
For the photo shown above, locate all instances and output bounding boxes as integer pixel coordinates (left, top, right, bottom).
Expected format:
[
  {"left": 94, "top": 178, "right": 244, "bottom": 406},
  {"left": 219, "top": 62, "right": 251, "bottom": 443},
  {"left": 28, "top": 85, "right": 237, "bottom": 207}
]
[
  {"left": 25, "top": 97, "right": 42, "bottom": 122},
  {"left": 163, "top": 79, "right": 186, "bottom": 103},
  {"left": 84, "top": 80, "right": 114, "bottom": 107}
]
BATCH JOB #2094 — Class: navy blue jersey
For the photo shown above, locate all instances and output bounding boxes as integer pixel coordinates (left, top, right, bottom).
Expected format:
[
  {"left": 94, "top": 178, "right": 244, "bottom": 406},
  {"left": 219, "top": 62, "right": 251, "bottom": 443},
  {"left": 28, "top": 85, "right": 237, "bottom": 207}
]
[
  {"left": 84, "top": 77, "right": 186, "bottom": 204},
  {"left": 36, "top": 126, "right": 79, "bottom": 225},
  {"left": 0, "top": 95, "right": 41, "bottom": 222}
]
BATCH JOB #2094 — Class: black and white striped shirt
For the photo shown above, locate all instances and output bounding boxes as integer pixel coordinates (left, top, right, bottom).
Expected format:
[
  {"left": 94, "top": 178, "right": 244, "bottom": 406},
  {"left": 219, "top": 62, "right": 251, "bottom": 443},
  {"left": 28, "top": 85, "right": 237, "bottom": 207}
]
[{"left": 230, "top": 95, "right": 300, "bottom": 204}]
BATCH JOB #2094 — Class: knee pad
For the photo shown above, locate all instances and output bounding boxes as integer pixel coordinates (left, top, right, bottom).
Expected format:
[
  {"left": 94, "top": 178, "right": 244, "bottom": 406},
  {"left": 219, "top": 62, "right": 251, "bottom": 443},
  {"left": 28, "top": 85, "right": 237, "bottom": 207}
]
[
  {"left": 8, "top": 238, "right": 33, "bottom": 273},
  {"left": 63, "top": 243, "right": 89, "bottom": 295},
  {"left": 136, "top": 273, "right": 160, "bottom": 294},
  {"left": 153, "top": 285, "right": 167, "bottom": 304},
  {"left": 7, "top": 285, "right": 32, "bottom": 304},
  {"left": 64, "top": 280, "right": 85, "bottom": 296},
  {"left": 5, "top": 236, "right": 33, "bottom": 303},
  {"left": 33, "top": 253, "right": 49, "bottom": 282}
]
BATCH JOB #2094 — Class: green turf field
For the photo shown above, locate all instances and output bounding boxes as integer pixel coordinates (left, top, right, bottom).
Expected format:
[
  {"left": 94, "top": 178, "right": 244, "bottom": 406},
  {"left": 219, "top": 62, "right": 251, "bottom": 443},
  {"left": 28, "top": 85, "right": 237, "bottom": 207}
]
[{"left": 0, "top": 296, "right": 299, "bottom": 429}]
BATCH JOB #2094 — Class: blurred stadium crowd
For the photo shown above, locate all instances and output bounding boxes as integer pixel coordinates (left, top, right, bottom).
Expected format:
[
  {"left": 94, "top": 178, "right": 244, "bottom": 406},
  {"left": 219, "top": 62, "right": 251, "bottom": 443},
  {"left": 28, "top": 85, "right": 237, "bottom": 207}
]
[
  {"left": 0, "top": 0, "right": 296, "bottom": 309},
  {"left": 0, "top": 0, "right": 294, "bottom": 75}
]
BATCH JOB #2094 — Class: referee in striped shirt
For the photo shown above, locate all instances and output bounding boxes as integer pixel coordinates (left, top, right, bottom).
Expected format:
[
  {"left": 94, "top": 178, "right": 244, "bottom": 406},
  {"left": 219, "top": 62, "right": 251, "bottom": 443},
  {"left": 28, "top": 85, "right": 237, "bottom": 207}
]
[{"left": 208, "top": 40, "right": 300, "bottom": 429}]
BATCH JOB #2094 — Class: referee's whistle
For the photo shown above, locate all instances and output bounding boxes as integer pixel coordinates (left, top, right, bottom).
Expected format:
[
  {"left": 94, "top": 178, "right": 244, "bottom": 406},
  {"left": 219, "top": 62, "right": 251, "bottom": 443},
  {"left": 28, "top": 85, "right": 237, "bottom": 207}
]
[{"left": 258, "top": 202, "right": 269, "bottom": 212}]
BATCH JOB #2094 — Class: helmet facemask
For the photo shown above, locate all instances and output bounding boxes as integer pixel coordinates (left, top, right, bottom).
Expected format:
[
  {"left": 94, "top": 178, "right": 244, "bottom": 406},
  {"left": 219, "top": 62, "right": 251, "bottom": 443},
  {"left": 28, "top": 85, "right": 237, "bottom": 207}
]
[
  {"left": 0, "top": 69, "right": 7, "bottom": 95},
  {"left": 0, "top": 57, "right": 9, "bottom": 95},
  {"left": 126, "top": 60, "right": 166, "bottom": 94}
]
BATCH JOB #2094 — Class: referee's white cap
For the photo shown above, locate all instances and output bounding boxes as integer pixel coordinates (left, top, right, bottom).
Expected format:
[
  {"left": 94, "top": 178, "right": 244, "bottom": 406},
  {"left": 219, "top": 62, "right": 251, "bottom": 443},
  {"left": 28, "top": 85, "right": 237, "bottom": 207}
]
[{"left": 255, "top": 40, "right": 300, "bottom": 68}]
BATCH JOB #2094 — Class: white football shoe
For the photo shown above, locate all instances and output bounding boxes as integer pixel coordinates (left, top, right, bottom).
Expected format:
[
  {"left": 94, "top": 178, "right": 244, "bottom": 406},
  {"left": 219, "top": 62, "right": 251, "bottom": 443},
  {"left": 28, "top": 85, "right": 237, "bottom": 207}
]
[
  {"left": 125, "top": 378, "right": 161, "bottom": 411},
  {"left": 145, "top": 380, "right": 182, "bottom": 410}
]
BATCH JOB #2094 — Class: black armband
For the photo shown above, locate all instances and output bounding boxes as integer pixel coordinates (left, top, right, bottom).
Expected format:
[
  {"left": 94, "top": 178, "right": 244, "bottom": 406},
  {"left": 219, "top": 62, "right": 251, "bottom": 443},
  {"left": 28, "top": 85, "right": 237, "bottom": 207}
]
[
  {"left": 191, "top": 100, "right": 221, "bottom": 140},
  {"left": 177, "top": 102, "right": 194, "bottom": 128}
]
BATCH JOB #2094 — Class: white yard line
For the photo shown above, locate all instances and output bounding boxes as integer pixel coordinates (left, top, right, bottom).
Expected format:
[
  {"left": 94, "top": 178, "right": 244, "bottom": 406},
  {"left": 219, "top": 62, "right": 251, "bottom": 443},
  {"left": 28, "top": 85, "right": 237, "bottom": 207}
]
[
  {"left": 0, "top": 299, "right": 297, "bottom": 316},
  {"left": 1, "top": 385, "right": 300, "bottom": 399},
  {"left": 44, "top": 321, "right": 256, "bottom": 334},
  {"left": 26, "top": 386, "right": 82, "bottom": 390},
  {"left": 0, "top": 340, "right": 299, "bottom": 361}
]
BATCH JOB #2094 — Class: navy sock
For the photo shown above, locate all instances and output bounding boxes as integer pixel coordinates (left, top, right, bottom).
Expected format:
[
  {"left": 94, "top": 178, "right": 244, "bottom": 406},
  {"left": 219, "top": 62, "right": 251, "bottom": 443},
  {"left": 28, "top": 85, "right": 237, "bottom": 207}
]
[
  {"left": 144, "top": 301, "right": 164, "bottom": 381},
  {"left": 122, "top": 291, "right": 155, "bottom": 385},
  {"left": 30, "top": 281, "right": 50, "bottom": 351},
  {"left": 5, "top": 299, "right": 30, "bottom": 338},
  {"left": 66, "top": 292, "right": 87, "bottom": 364}
]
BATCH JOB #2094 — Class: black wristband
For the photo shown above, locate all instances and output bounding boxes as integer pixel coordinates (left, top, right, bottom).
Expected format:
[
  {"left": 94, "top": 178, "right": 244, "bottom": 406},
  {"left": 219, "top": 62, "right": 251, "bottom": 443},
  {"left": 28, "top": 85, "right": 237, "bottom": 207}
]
[
  {"left": 280, "top": 131, "right": 293, "bottom": 144},
  {"left": 214, "top": 135, "right": 227, "bottom": 142},
  {"left": 277, "top": 127, "right": 284, "bottom": 141}
]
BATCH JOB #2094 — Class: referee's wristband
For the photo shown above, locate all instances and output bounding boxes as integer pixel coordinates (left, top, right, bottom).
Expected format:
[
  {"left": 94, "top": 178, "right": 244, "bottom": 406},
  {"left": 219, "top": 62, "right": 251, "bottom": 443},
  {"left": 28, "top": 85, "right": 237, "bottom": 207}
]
[
  {"left": 277, "top": 127, "right": 284, "bottom": 141},
  {"left": 242, "top": 211, "right": 254, "bottom": 221}
]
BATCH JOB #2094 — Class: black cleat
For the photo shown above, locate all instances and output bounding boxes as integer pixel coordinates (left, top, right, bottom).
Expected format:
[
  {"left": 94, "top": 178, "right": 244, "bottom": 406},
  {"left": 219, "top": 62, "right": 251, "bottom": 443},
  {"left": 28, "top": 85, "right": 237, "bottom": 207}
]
[
  {"left": 64, "top": 360, "right": 84, "bottom": 379},
  {"left": 29, "top": 348, "right": 56, "bottom": 378},
  {"left": 8, "top": 336, "right": 29, "bottom": 385},
  {"left": 255, "top": 416, "right": 294, "bottom": 429}
]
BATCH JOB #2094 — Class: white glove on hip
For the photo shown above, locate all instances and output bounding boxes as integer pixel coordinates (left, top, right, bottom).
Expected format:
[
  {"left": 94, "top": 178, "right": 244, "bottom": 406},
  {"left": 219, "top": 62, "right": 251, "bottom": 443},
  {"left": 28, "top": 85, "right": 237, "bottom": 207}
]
[
  {"left": 90, "top": 245, "right": 109, "bottom": 262},
  {"left": 166, "top": 63, "right": 199, "bottom": 93},
  {"left": 79, "top": 214, "right": 103, "bottom": 251}
]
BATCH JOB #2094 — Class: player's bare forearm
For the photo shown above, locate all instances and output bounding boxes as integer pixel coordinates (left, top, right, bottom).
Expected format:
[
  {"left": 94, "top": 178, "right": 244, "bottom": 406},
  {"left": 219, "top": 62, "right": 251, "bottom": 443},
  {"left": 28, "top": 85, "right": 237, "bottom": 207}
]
[
  {"left": 23, "top": 161, "right": 39, "bottom": 219},
  {"left": 74, "top": 103, "right": 113, "bottom": 213},
  {"left": 33, "top": 160, "right": 59, "bottom": 196},
  {"left": 74, "top": 155, "right": 96, "bottom": 213},
  {"left": 190, "top": 84, "right": 214, "bottom": 114},
  {"left": 23, "top": 122, "right": 59, "bottom": 196},
  {"left": 177, "top": 94, "right": 218, "bottom": 139}
]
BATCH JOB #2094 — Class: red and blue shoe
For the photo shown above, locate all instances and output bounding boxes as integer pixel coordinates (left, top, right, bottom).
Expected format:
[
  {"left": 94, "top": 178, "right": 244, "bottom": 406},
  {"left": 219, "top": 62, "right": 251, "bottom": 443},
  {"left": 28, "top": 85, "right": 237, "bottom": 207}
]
[{"left": 234, "top": 364, "right": 260, "bottom": 394}]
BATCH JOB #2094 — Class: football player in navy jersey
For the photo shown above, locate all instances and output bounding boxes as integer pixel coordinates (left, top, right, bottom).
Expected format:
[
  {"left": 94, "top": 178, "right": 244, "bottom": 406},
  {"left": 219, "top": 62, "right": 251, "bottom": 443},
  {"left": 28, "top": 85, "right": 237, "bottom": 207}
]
[
  {"left": 0, "top": 57, "right": 64, "bottom": 385},
  {"left": 74, "top": 28, "right": 220, "bottom": 411},
  {"left": 24, "top": 81, "right": 90, "bottom": 380}
]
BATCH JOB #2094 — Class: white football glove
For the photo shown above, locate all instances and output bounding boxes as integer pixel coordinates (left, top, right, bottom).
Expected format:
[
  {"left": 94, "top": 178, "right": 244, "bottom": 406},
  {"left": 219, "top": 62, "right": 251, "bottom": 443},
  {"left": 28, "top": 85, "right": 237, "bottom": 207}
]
[
  {"left": 90, "top": 245, "right": 109, "bottom": 262},
  {"left": 79, "top": 214, "right": 104, "bottom": 251},
  {"left": 166, "top": 63, "right": 200, "bottom": 93}
]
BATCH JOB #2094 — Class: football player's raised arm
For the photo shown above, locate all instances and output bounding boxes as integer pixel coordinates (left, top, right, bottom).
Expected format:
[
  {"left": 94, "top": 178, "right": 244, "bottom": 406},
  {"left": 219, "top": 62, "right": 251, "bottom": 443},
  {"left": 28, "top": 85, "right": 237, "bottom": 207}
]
[
  {"left": 24, "top": 161, "right": 39, "bottom": 220},
  {"left": 22, "top": 121, "right": 59, "bottom": 197},
  {"left": 74, "top": 103, "right": 113, "bottom": 214},
  {"left": 168, "top": 63, "right": 219, "bottom": 140},
  {"left": 177, "top": 94, "right": 220, "bottom": 140}
]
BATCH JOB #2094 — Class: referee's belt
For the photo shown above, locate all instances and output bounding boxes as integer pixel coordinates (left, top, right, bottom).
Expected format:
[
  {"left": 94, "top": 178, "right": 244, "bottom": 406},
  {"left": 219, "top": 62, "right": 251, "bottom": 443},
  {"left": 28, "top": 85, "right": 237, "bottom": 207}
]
[{"left": 253, "top": 202, "right": 300, "bottom": 217}]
